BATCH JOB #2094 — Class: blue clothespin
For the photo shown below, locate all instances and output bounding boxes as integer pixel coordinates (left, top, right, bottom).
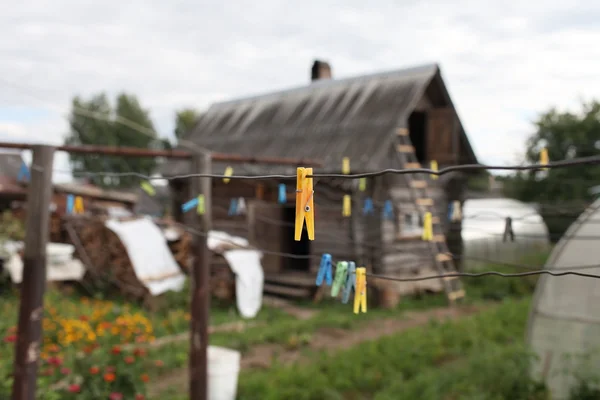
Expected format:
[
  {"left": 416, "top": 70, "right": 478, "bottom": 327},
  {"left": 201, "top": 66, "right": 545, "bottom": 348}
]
[
  {"left": 181, "top": 197, "right": 199, "bottom": 213},
  {"left": 316, "top": 253, "right": 333, "bottom": 286},
  {"left": 342, "top": 261, "right": 356, "bottom": 304},
  {"left": 278, "top": 184, "right": 286, "bottom": 204},
  {"left": 383, "top": 200, "right": 394, "bottom": 220},
  {"left": 17, "top": 162, "right": 30, "bottom": 182},
  {"left": 228, "top": 198, "right": 238, "bottom": 216},
  {"left": 447, "top": 202, "right": 453, "bottom": 221},
  {"left": 363, "top": 198, "right": 374, "bottom": 215},
  {"left": 66, "top": 194, "right": 74, "bottom": 214}
]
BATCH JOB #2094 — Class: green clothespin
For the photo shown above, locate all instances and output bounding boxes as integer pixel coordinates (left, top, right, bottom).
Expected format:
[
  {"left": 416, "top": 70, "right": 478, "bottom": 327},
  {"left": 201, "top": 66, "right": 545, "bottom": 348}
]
[
  {"left": 197, "top": 195, "right": 205, "bottom": 215},
  {"left": 331, "top": 261, "right": 349, "bottom": 297},
  {"left": 140, "top": 180, "right": 156, "bottom": 196}
]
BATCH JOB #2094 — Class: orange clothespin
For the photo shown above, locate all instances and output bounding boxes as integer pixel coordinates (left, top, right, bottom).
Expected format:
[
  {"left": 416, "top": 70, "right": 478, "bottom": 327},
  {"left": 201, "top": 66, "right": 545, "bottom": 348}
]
[
  {"left": 353, "top": 267, "right": 367, "bottom": 314},
  {"left": 73, "top": 196, "right": 84, "bottom": 214},
  {"left": 295, "top": 168, "right": 315, "bottom": 241}
]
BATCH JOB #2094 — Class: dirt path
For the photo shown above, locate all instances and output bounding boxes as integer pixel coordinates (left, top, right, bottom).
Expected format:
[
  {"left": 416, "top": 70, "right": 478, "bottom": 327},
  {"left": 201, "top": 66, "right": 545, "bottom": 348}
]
[{"left": 149, "top": 304, "right": 484, "bottom": 397}]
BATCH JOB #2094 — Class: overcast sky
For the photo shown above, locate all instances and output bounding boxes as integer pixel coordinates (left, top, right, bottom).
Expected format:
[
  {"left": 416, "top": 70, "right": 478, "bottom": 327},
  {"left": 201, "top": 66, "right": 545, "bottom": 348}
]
[{"left": 1, "top": 0, "right": 599, "bottom": 182}]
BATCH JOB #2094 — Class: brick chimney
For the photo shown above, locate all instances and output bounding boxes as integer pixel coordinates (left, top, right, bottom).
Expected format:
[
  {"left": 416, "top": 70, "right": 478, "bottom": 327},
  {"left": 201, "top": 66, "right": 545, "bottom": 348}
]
[{"left": 311, "top": 60, "right": 332, "bottom": 81}]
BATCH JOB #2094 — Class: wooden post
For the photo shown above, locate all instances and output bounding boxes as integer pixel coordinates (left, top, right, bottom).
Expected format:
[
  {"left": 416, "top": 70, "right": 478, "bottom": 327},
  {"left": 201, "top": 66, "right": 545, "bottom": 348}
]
[
  {"left": 11, "top": 145, "right": 55, "bottom": 400},
  {"left": 189, "top": 151, "right": 211, "bottom": 400}
]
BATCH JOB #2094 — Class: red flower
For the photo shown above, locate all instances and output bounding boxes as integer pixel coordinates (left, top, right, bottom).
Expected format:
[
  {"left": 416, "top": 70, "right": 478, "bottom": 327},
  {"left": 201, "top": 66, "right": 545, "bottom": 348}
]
[
  {"left": 133, "top": 348, "right": 146, "bottom": 357},
  {"left": 60, "top": 367, "right": 71, "bottom": 375},
  {"left": 3, "top": 335, "right": 17, "bottom": 343},
  {"left": 124, "top": 356, "right": 135, "bottom": 364},
  {"left": 89, "top": 366, "right": 100, "bottom": 375},
  {"left": 47, "top": 356, "right": 63, "bottom": 366},
  {"left": 68, "top": 384, "right": 80, "bottom": 393},
  {"left": 111, "top": 346, "right": 121, "bottom": 355},
  {"left": 109, "top": 393, "right": 123, "bottom": 400},
  {"left": 135, "top": 395, "right": 145, "bottom": 400},
  {"left": 79, "top": 315, "right": 89, "bottom": 321}
]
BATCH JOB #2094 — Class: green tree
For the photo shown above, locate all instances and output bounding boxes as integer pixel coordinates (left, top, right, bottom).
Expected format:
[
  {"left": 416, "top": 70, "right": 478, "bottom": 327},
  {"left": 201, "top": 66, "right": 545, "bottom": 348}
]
[
  {"left": 174, "top": 108, "right": 199, "bottom": 141},
  {"left": 506, "top": 100, "right": 600, "bottom": 203},
  {"left": 65, "top": 93, "right": 162, "bottom": 188}
]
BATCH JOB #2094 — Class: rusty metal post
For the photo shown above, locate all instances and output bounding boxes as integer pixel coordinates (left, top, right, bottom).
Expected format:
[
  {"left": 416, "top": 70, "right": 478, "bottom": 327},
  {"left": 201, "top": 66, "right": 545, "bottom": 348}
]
[
  {"left": 189, "top": 151, "right": 211, "bottom": 400},
  {"left": 11, "top": 145, "right": 55, "bottom": 400}
]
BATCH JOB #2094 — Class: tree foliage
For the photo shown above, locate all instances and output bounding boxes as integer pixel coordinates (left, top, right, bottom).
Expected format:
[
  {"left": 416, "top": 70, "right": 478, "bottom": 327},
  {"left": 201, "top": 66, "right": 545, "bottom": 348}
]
[
  {"left": 65, "top": 93, "right": 163, "bottom": 188},
  {"left": 506, "top": 100, "right": 600, "bottom": 203},
  {"left": 174, "top": 108, "right": 199, "bottom": 141}
]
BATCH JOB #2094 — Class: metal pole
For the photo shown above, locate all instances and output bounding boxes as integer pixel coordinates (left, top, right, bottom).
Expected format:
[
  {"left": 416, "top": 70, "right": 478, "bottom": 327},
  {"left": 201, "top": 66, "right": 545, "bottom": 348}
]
[
  {"left": 11, "top": 145, "right": 55, "bottom": 400},
  {"left": 189, "top": 151, "right": 211, "bottom": 400}
]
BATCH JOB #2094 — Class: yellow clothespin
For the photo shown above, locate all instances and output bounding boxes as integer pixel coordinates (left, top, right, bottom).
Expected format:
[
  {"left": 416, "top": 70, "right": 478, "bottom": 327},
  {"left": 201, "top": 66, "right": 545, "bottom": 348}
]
[
  {"left": 140, "top": 181, "right": 155, "bottom": 196},
  {"left": 430, "top": 160, "right": 438, "bottom": 180},
  {"left": 540, "top": 148, "right": 548, "bottom": 171},
  {"left": 295, "top": 168, "right": 315, "bottom": 241},
  {"left": 223, "top": 166, "right": 233, "bottom": 184},
  {"left": 342, "top": 157, "right": 350, "bottom": 174},
  {"left": 358, "top": 178, "right": 367, "bottom": 192},
  {"left": 197, "top": 195, "right": 205, "bottom": 215},
  {"left": 354, "top": 267, "right": 367, "bottom": 314},
  {"left": 422, "top": 212, "right": 433, "bottom": 241},
  {"left": 73, "top": 196, "right": 84, "bottom": 214},
  {"left": 342, "top": 195, "right": 351, "bottom": 217}
]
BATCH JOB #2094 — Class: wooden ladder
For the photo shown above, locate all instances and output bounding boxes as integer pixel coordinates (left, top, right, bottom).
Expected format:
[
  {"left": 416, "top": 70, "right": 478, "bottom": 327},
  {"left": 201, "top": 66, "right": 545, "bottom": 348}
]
[{"left": 393, "top": 127, "right": 465, "bottom": 303}]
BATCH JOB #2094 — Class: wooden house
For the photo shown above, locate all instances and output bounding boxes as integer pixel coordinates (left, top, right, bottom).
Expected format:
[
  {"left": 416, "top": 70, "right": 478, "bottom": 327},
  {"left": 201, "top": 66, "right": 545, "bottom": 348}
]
[{"left": 163, "top": 61, "right": 478, "bottom": 303}]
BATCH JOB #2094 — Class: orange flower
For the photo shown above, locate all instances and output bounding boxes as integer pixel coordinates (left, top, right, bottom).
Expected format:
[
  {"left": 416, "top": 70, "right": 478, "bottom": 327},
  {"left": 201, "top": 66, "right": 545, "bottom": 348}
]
[
  {"left": 47, "top": 344, "right": 60, "bottom": 353},
  {"left": 140, "top": 374, "right": 149, "bottom": 383},
  {"left": 104, "top": 373, "right": 116, "bottom": 383},
  {"left": 111, "top": 346, "right": 121, "bottom": 355},
  {"left": 135, "top": 395, "right": 145, "bottom": 400},
  {"left": 133, "top": 348, "right": 146, "bottom": 357},
  {"left": 124, "top": 356, "right": 135, "bottom": 364},
  {"left": 89, "top": 366, "right": 100, "bottom": 375},
  {"left": 154, "top": 360, "right": 164, "bottom": 367}
]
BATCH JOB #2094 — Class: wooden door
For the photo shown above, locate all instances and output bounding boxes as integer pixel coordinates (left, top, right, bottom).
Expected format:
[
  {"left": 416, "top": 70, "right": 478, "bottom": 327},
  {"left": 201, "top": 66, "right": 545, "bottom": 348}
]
[
  {"left": 247, "top": 200, "right": 283, "bottom": 274},
  {"left": 427, "top": 107, "right": 459, "bottom": 164}
]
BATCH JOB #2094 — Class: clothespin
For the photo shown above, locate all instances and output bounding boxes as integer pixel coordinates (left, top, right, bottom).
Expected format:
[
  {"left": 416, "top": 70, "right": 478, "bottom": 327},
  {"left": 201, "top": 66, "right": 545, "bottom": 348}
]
[
  {"left": 295, "top": 168, "right": 315, "bottom": 241},
  {"left": 342, "top": 157, "right": 350, "bottom": 174},
  {"left": 342, "top": 195, "right": 351, "bottom": 217},
  {"left": 363, "top": 198, "right": 374, "bottom": 215},
  {"left": 73, "top": 196, "right": 84, "bottom": 214},
  {"left": 223, "top": 166, "right": 233, "bottom": 184},
  {"left": 448, "top": 201, "right": 462, "bottom": 222},
  {"left": 66, "top": 194, "right": 75, "bottom": 214},
  {"left": 181, "top": 195, "right": 205, "bottom": 215},
  {"left": 17, "top": 161, "right": 30, "bottom": 182},
  {"left": 422, "top": 212, "right": 433, "bottom": 241},
  {"left": 353, "top": 267, "right": 367, "bottom": 314},
  {"left": 503, "top": 216, "right": 514, "bottom": 242},
  {"left": 358, "top": 178, "right": 367, "bottom": 192},
  {"left": 316, "top": 253, "right": 333, "bottom": 286},
  {"left": 140, "top": 181, "right": 155, "bottom": 196},
  {"left": 540, "top": 148, "right": 549, "bottom": 171},
  {"left": 342, "top": 262, "right": 356, "bottom": 304},
  {"left": 237, "top": 198, "right": 246, "bottom": 215},
  {"left": 228, "top": 198, "right": 238, "bottom": 216},
  {"left": 430, "top": 160, "right": 438, "bottom": 180},
  {"left": 278, "top": 184, "right": 286, "bottom": 204},
  {"left": 383, "top": 200, "right": 394, "bottom": 220},
  {"left": 331, "top": 261, "right": 348, "bottom": 297}
]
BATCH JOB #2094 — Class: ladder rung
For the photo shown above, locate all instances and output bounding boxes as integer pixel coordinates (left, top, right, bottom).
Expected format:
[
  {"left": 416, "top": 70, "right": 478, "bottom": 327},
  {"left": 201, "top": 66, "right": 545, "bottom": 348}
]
[
  {"left": 433, "top": 234, "right": 446, "bottom": 242},
  {"left": 397, "top": 144, "right": 414, "bottom": 153},
  {"left": 410, "top": 180, "right": 427, "bottom": 189},
  {"left": 404, "top": 162, "right": 421, "bottom": 169},
  {"left": 436, "top": 253, "right": 452, "bottom": 262},
  {"left": 416, "top": 198, "right": 433, "bottom": 206},
  {"left": 396, "top": 128, "right": 409, "bottom": 136},
  {"left": 448, "top": 290, "right": 465, "bottom": 301}
]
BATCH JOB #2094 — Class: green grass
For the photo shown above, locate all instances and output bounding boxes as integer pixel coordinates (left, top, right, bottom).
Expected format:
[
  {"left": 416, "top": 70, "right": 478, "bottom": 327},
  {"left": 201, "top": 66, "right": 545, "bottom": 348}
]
[{"left": 237, "top": 298, "right": 547, "bottom": 400}]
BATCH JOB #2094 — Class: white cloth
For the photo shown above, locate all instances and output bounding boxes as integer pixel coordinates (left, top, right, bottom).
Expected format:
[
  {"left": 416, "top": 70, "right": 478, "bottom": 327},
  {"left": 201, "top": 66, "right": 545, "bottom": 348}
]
[
  {"left": 105, "top": 217, "right": 185, "bottom": 295},
  {"left": 222, "top": 249, "right": 264, "bottom": 319}
]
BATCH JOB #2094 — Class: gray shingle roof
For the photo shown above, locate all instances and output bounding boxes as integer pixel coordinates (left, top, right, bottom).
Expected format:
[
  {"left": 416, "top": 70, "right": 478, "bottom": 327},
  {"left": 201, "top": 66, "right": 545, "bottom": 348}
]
[{"left": 164, "top": 63, "right": 475, "bottom": 176}]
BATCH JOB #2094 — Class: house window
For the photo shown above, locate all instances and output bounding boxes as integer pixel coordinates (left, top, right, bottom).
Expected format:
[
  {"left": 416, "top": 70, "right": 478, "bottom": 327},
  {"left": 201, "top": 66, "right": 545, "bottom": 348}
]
[{"left": 398, "top": 211, "right": 423, "bottom": 237}]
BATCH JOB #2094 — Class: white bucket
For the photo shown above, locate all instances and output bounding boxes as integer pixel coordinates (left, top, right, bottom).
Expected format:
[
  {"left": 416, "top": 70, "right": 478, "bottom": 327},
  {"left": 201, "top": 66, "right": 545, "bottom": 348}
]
[{"left": 208, "top": 345, "right": 241, "bottom": 400}]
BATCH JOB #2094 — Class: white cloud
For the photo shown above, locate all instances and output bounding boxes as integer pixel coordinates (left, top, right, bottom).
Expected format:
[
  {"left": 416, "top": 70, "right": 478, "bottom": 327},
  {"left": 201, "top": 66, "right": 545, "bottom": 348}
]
[{"left": 0, "top": 0, "right": 599, "bottom": 180}]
